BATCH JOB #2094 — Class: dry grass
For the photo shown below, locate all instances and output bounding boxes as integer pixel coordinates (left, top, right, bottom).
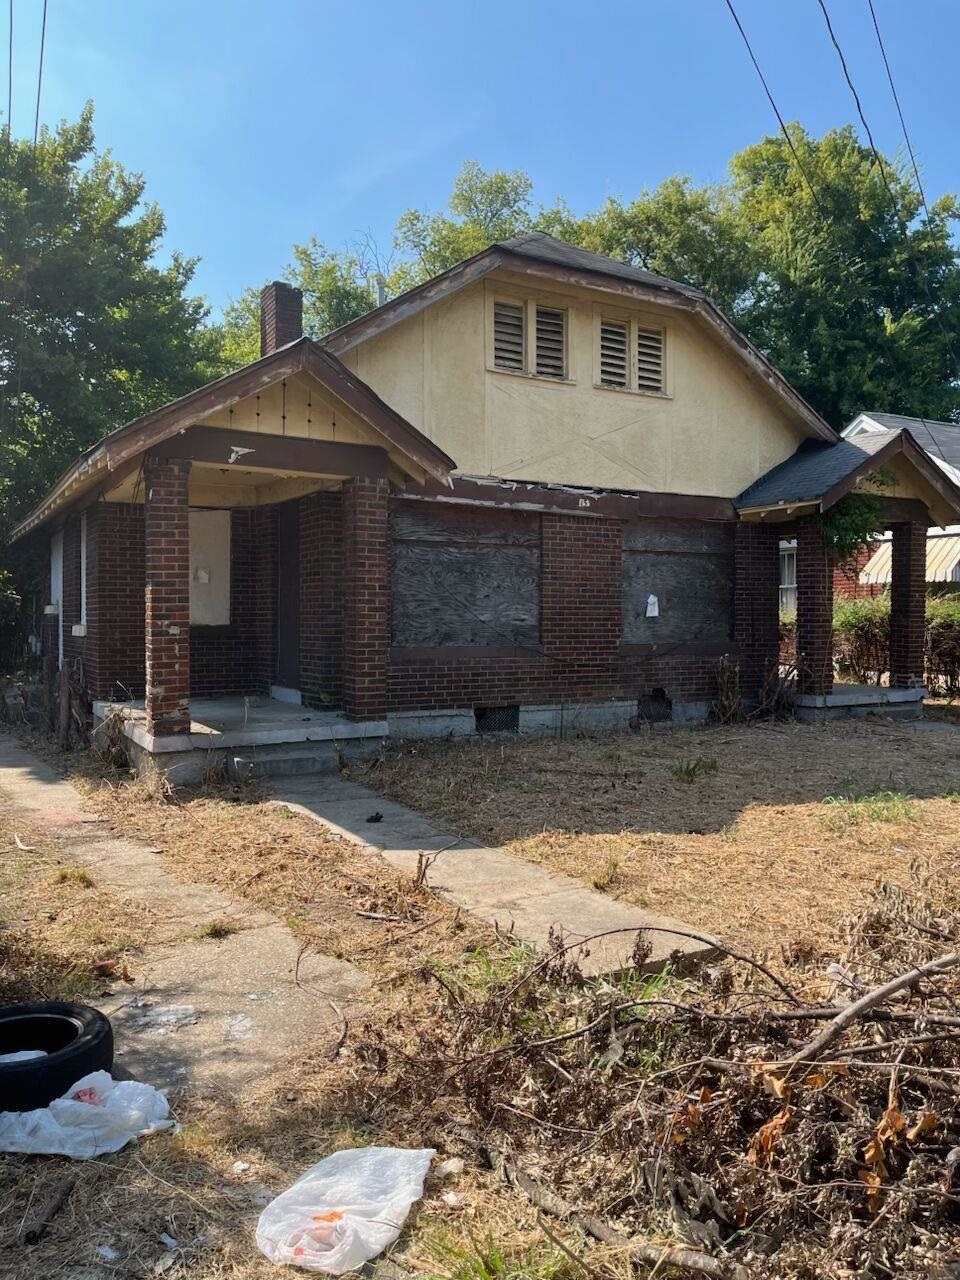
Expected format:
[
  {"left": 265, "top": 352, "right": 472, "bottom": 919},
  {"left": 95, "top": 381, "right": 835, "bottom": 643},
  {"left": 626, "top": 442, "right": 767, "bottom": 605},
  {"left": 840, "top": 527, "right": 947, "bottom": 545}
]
[{"left": 350, "top": 718, "right": 960, "bottom": 959}]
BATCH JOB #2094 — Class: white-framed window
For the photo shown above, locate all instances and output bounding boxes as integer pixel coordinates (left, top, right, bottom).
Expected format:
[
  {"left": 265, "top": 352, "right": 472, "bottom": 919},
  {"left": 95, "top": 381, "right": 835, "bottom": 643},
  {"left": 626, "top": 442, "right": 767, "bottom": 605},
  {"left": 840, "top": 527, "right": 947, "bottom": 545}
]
[
  {"left": 491, "top": 296, "right": 568, "bottom": 380},
  {"left": 779, "top": 538, "right": 797, "bottom": 615},
  {"left": 596, "top": 313, "right": 666, "bottom": 394}
]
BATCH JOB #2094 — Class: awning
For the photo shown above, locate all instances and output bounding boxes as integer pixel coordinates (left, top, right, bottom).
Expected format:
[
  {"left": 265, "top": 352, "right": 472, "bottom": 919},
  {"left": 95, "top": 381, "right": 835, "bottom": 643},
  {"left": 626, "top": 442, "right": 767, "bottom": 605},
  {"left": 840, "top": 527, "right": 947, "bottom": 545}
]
[{"left": 860, "top": 533, "right": 960, "bottom": 585}]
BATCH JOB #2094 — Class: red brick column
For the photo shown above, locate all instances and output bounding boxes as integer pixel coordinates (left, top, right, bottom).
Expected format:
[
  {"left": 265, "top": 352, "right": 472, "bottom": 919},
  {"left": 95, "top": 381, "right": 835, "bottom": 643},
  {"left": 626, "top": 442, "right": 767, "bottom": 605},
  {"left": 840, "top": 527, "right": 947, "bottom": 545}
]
[
  {"left": 890, "top": 520, "right": 927, "bottom": 688},
  {"left": 796, "top": 515, "right": 834, "bottom": 695},
  {"left": 144, "top": 457, "right": 191, "bottom": 736},
  {"left": 342, "top": 477, "right": 389, "bottom": 721},
  {"left": 733, "top": 522, "right": 780, "bottom": 701}
]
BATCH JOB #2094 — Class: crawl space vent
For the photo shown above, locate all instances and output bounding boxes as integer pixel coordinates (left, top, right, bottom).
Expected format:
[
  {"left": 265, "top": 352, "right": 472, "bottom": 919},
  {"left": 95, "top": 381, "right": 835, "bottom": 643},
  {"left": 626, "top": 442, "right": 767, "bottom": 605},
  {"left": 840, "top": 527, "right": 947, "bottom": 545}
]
[
  {"left": 635, "top": 688, "right": 673, "bottom": 723},
  {"left": 474, "top": 704, "right": 520, "bottom": 734}
]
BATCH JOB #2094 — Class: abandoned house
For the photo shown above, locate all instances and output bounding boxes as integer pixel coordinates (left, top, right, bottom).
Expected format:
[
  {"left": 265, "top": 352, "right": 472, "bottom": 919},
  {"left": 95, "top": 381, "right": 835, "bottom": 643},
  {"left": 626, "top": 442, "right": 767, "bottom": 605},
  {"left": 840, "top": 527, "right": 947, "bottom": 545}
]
[{"left": 12, "top": 233, "right": 960, "bottom": 771}]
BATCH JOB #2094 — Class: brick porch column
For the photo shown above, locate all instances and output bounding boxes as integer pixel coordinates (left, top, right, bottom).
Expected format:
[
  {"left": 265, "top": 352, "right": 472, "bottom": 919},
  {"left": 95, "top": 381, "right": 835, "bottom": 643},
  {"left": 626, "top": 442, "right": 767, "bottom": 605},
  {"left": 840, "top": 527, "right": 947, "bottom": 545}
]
[
  {"left": 144, "top": 457, "right": 191, "bottom": 736},
  {"left": 342, "top": 477, "right": 389, "bottom": 721},
  {"left": 733, "top": 522, "right": 780, "bottom": 702},
  {"left": 890, "top": 520, "right": 927, "bottom": 688},
  {"left": 796, "top": 515, "right": 834, "bottom": 695}
]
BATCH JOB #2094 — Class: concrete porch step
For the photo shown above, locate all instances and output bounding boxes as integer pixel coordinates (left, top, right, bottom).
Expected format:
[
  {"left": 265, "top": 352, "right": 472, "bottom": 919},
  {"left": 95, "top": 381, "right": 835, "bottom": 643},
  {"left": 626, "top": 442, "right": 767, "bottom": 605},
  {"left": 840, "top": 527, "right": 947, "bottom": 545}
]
[{"left": 230, "top": 743, "right": 343, "bottom": 780}]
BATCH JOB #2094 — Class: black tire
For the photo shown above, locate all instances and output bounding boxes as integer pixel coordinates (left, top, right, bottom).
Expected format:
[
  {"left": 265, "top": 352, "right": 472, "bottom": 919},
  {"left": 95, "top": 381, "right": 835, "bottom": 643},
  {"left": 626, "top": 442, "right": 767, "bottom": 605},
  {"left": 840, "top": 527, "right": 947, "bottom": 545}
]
[{"left": 0, "top": 1002, "right": 113, "bottom": 1112}]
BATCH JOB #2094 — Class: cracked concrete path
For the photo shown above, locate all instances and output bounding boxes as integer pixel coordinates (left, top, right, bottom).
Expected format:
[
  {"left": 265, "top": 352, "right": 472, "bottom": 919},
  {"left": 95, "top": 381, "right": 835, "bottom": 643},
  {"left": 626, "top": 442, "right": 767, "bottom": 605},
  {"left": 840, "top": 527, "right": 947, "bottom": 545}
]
[
  {"left": 273, "top": 775, "right": 715, "bottom": 977},
  {"left": 0, "top": 736, "right": 367, "bottom": 1093}
]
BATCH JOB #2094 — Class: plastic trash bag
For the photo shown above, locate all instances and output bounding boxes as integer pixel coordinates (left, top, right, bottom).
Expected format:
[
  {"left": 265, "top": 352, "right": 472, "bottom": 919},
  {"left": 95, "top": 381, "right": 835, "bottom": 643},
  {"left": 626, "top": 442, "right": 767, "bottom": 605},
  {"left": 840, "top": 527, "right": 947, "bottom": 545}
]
[
  {"left": 0, "top": 1070, "right": 173, "bottom": 1158},
  {"left": 256, "top": 1146, "right": 436, "bottom": 1273}
]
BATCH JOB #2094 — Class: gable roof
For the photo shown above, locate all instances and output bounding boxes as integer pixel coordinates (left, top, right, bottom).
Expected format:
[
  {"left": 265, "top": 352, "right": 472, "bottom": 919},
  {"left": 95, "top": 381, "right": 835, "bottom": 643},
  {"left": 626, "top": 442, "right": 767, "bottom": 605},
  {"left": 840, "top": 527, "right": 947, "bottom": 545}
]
[
  {"left": 846, "top": 411, "right": 960, "bottom": 478},
  {"left": 9, "top": 338, "right": 456, "bottom": 542},
  {"left": 323, "top": 232, "right": 836, "bottom": 444},
  {"left": 735, "top": 426, "right": 960, "bottom": 524}
]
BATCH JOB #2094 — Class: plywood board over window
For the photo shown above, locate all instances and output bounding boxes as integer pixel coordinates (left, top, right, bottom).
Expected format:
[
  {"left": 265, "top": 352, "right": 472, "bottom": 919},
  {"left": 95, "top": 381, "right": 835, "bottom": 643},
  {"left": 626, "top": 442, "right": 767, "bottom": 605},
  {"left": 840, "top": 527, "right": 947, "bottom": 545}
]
[
  {"left": 622, "top": 520, "right": 734, "bottom": 644},
  {"left": 189, "top": 509, "right": 231, "bottom": 626},
  {"left": 391, "top": 503, "right": 540, "bottom": 648}
]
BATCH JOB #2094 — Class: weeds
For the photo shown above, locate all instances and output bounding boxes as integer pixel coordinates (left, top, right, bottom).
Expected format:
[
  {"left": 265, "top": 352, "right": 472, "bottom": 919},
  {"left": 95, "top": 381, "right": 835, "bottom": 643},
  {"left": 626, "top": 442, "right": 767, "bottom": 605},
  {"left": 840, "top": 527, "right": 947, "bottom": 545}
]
[
  {"left": 671, "top": 756, "right": 718, "bottom": 783},
  {"left": 53, "top": 866, "right": 94, "bottom": 887},
  {"left": 197, "top": 918, "right": 240, "bottom": 940},
  {"left": 822, "top": 787, "right": 918, "bottom": 828},
  {"left": 588, "top": 854, "right": 619, "bottom": 891}
]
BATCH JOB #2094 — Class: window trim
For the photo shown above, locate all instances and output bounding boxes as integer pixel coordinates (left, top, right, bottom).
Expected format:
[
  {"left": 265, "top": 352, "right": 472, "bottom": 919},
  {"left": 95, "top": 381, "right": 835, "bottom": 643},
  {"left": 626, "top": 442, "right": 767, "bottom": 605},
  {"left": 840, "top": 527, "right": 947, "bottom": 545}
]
[
  {"left": 593, "top": 305, "right": 670, "bottom": 398},
  {"left": 487, "top": 289, "right": 574, "bottom": 385},
  {"left": 779, "top": 539, "right": 797, "bottom": 616}
]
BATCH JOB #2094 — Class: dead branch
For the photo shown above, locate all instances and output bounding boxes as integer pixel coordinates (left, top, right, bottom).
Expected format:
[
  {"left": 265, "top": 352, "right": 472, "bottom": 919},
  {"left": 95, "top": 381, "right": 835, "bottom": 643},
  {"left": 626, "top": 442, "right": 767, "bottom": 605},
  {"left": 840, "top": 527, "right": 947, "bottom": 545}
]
[
  {"left": 19, "top": 1174, "right": 76, "bottom": 1245},
  {"left": 789, "top": 951, "right": 960, "bottom": 1065}
]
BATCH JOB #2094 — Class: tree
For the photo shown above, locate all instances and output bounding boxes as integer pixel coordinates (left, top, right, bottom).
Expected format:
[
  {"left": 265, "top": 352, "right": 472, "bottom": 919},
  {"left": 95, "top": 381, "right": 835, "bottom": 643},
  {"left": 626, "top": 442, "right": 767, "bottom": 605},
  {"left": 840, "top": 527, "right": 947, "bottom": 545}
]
[
  {"left": 220, "top": 238, "right": 378, "bottom": 367},
  {"left": 729, "top": 124, "right": 960, "bottom": 426},
  {"left": 0, "top": 105, "right": 221, "bottom": 539}
]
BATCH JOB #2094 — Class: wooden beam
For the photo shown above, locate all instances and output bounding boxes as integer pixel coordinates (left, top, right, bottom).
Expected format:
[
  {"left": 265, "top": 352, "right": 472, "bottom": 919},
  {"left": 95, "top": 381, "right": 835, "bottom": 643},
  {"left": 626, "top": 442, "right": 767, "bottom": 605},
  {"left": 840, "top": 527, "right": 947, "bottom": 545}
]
[{"left": 154, "top": 425, "right": 390, "bottom": 478}]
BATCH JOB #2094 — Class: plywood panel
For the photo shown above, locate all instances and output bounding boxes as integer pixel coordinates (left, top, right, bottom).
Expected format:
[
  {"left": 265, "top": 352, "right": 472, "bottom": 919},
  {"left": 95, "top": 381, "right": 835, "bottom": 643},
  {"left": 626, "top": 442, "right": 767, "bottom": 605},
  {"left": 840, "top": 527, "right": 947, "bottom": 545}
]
[
  {"left": 391, "top": 503, "right": 540, "bottom": 647},
  {"left": 622, "top": 519, "right": 734, "bottom": 644}
]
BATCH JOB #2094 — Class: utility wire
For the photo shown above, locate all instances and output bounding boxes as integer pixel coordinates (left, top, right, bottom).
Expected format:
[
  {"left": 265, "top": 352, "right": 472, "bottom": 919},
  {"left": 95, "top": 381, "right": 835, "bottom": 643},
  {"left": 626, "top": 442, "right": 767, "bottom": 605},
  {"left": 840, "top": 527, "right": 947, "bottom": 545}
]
[
  {"left": 31, "top": 0, "right": 44, "bottom": 147},
  {"left": 723, "top": 0, "right": 828, "bottom": 220},
  {"left": 816, "top": 0, "right": 956, "bottom": 468},
  {"left": 5, "top": 0, "right": 11, "bottom": 136},
  {"left": 866, "top": 0, "right": 931, "bottom": 224},
  {"left": 13, "top": 0, "right": 48, "bottom": 407}
]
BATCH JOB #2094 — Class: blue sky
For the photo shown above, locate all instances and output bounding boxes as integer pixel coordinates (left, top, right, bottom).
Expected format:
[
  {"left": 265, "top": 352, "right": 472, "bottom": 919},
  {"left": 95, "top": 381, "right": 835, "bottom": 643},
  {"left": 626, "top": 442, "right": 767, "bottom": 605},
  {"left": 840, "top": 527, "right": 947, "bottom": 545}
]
[{"left": 10, "top": 0, "right": 960, "bottom": 316}]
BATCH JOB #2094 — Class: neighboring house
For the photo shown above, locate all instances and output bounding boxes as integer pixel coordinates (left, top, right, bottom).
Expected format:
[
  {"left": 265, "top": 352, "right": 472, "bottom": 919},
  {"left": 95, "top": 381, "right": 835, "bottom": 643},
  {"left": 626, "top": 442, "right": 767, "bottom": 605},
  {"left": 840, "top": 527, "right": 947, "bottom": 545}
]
[{"left": 12, "top": 233, "right": 960, "bottom": 768}]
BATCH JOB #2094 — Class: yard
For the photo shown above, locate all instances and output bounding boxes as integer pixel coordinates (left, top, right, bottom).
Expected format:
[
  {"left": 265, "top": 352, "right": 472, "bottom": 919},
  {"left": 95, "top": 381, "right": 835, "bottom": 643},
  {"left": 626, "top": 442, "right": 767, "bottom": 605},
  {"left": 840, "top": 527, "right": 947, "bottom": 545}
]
[
  {"left": 352, "top": 718, "right": 960, "bottom": 961},
  {"left": 3, "top": 716, "right": 960, "bottom": 1279}
]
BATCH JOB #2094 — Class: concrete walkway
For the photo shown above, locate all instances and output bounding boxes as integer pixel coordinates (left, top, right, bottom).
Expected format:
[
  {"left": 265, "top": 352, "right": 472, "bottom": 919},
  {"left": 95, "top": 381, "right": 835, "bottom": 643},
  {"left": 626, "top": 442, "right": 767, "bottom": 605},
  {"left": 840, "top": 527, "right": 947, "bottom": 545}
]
[
  {"left": 0, "top": 736, "right": 367, "bottom": 1092},
  {"left": 274, "top": 775, "right": 714, "bottom": 977}
]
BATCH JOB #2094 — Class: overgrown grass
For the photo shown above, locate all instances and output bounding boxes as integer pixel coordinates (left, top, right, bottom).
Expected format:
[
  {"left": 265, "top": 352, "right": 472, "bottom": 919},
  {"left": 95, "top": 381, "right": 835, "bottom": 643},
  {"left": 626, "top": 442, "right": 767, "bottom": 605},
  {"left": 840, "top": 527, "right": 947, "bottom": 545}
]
[{"left": 821, "top": 787, "right": 918, "bottom": 828}]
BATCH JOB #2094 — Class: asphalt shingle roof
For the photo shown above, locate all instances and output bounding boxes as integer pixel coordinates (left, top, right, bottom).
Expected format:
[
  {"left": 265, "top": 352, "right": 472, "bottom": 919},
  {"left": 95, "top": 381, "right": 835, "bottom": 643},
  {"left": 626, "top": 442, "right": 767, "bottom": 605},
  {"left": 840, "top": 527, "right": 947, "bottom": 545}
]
[
  {"left": 495, "top": 232, "right": 707, "bottom": 301},
  {"left": 735, "top": 430, "right": 901, "bottom": 511},
  {"left": 859, "top": 412, "right": 960, "bottom": 472}
]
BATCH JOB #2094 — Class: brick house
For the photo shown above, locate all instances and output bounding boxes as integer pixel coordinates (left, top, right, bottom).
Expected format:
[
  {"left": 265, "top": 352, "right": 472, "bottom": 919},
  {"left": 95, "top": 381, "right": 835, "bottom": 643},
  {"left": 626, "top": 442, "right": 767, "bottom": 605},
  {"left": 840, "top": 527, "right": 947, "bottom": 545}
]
[{"left": 12, "top": 234, "right": 960, "bottom": 770}]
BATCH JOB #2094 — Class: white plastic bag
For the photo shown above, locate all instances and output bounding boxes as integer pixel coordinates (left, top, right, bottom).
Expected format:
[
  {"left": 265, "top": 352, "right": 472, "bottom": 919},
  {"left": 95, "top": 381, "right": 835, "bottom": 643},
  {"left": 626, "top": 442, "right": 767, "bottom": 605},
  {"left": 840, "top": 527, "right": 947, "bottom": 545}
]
[
  {"left": 0, "top": 1070, "right": 173, "bottom": 1158},
  {"left": 256, "top": 1146, "right": 435, "bottom": 1273}
]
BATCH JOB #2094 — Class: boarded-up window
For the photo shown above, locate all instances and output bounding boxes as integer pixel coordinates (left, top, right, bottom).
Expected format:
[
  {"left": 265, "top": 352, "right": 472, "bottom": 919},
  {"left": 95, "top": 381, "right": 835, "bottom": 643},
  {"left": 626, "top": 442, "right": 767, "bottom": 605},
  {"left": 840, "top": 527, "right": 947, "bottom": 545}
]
[
  {"left": 391, "top": 504, "right": 540, "bottom": 648},
  {"left": 493, "top": 301, "right": 525, "bottom": 372},
  {"left": 622, "top": 520, "right": 734, "bottom": 644}
]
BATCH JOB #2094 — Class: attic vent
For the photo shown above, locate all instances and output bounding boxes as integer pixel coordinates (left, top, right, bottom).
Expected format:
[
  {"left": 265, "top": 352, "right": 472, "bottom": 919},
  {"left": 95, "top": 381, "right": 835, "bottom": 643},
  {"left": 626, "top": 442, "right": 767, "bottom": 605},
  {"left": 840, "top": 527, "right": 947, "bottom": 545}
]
[
  {"left": 493, "top": 301, "right": 525, "bottom": 371},
  {"left": 599, "top": 320, "right": 629, "bottom": 388},
  {"left": 535, "top": 307, "right": 566, "bottom": 378},
  {"left": 636, "top": 326, "right": 665, "bottom": 392}
]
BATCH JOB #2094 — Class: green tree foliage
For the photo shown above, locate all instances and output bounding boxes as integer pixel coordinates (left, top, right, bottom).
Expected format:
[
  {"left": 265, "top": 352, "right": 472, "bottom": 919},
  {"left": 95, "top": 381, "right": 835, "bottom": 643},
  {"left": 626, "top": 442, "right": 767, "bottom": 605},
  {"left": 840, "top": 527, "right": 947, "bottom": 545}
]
[
  {"left": 0, "top": 105, "right": 220, "bottom": 538},
  {"left": 220, "top": 237, "right": 377, "bottom": 366}
]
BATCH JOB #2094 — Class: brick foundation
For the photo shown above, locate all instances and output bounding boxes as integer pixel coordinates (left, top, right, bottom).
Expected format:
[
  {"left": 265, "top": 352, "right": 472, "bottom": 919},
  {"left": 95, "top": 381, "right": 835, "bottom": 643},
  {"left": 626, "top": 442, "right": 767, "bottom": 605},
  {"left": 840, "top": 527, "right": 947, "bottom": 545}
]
[
  {"left": 796, "top": 516, "right": 834, "bottom": 695},
  {"left": 890, "top": 520, "right": 926, "bottom": 688},
  {"left": 144, "top": 458, "right": 191, "bottom": 735}
]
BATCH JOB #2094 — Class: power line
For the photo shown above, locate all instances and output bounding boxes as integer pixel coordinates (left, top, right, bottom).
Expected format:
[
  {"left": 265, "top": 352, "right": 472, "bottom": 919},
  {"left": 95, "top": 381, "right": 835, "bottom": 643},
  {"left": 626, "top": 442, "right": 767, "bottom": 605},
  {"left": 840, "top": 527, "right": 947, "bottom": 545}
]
[
  {"left": 13, "top": 0, "right": 48, "bottom": 406},
  {"left": 31, "top": 0, "right": 44, "bottom": 147},
  {"left": 722, "top": 0, "right": 828, "bottom": 220},
  {"left": 867, "top": 0, "right": 931, "bottom": 224}
]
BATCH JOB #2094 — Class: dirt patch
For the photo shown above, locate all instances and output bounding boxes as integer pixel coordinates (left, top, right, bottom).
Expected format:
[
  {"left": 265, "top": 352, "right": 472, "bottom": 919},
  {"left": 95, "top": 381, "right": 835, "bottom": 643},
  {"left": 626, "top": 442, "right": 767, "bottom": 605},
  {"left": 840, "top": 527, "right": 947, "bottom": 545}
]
[{"left": 348, "top": 719, "right": 960, "bottom": 957}]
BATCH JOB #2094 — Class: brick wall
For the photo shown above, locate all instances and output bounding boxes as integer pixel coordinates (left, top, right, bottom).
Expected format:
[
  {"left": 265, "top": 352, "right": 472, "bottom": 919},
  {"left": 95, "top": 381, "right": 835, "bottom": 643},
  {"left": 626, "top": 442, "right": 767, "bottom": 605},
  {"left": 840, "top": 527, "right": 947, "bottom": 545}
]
[
  {"left": 890, "top": 520, "right": 926, "bottom": 688},
  {"left": 61, "top": 515, "right": 83, "bottom": 669},
  {"left": 733, "top": 523, "right": 780, "bottom": 701},
  {"left": 85, "top": 503, "right": 146, "bottom": 700},
  {"left": 833, "top": 542, "right": 884, "bottom": 600},
  {"left": 342, "top": 478, "right": 390, "bottom": 719},
  {"left": 300, "top": 491, "right": 343, "bottom": 708},
  {"left": 144, "top": 458, "right": 191, "bottom": 735},
  {"left": 796, "top": 515, "right": 834, "bottom": 695}
]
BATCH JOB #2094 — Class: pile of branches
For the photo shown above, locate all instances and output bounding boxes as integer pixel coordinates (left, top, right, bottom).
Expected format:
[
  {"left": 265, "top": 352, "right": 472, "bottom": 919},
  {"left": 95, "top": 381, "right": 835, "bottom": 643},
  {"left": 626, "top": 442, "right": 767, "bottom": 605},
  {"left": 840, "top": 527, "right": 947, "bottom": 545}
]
[{"left": 353, "top": 873, "right": 960, "bottom": 1279}]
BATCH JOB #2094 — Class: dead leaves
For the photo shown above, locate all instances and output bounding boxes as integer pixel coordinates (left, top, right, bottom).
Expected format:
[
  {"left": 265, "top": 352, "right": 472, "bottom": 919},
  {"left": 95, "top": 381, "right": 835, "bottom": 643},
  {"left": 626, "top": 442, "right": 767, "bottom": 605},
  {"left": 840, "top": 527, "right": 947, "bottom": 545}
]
[
  {"left": 748, "top": 1105, "right": 792, "bottom": 1166},
  {"left": 859, "top": 1094, "right": 940, "bottom": 1212}
]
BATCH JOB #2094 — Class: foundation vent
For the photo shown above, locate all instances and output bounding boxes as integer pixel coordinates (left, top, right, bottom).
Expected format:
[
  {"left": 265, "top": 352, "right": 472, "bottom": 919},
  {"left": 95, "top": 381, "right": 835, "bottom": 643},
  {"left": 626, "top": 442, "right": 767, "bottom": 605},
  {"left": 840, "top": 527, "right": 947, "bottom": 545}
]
[{"left": 474, "top": 704, "right": 520, "bottom": 734}]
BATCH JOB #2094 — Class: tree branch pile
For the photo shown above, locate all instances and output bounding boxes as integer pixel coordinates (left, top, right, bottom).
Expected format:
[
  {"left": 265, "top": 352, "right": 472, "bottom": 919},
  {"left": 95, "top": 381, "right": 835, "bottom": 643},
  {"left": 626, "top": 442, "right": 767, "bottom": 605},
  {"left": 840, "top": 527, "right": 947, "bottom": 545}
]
[{"left": 350, "top": 870, "right": 960, "bottom": 1279}]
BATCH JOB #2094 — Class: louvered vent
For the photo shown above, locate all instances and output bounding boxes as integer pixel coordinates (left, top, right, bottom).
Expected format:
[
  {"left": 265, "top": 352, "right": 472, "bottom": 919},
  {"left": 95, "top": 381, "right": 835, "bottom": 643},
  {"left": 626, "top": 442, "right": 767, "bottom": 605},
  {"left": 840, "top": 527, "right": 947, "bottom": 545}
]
[
  {"left": 599, "top": 320, "right": 629, "bottom": 387},
  {"left": 493, "top": 301, "right": 525, "bottom": 371},
  {"left": 636, "top": 326, "right": 665, "bottom": 392},
  {"left": 535, "top": 307, "right": 565, "bottom": 378}
]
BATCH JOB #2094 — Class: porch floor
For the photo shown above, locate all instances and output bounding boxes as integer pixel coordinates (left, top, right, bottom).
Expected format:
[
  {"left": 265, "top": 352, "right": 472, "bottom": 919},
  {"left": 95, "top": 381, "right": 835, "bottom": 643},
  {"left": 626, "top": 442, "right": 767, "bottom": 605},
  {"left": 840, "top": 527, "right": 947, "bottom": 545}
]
[
  {"left": 792, "top": 682, "right": 925, "bottom": 721},
  {"left": 92, "top": 696, "right": 388, "bottom": 753}
]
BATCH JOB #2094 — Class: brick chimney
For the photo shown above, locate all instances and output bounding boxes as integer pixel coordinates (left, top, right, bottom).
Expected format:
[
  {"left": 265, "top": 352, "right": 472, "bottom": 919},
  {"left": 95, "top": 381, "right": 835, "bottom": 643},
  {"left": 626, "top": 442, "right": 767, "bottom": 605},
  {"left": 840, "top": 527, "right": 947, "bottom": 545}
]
[{"left": 260, "top": 281, "right": 303, "bottom": 356}]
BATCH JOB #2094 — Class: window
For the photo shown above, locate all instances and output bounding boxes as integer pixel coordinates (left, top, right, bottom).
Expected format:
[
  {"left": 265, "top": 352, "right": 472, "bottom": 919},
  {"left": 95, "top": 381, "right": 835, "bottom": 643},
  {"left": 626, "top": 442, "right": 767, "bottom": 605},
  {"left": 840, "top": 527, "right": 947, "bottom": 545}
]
[
  {"left": 189, "top": 509, "right": 231, "bottom": 625},
  {"left": 597, "top": 315, "right": 666, "bottom": 394},
  {"left": 491, "top": 296, "right": 568, "bottom": 379},
  {"left": 779, "top": 539, "right": 797, "bottom": 615}
]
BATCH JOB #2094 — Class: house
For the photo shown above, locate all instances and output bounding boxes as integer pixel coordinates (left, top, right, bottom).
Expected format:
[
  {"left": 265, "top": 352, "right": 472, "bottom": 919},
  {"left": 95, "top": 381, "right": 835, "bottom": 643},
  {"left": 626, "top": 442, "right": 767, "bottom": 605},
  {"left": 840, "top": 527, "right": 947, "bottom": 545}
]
[{"left": 12, "top": 233, "right": 960, "bottom": 772}]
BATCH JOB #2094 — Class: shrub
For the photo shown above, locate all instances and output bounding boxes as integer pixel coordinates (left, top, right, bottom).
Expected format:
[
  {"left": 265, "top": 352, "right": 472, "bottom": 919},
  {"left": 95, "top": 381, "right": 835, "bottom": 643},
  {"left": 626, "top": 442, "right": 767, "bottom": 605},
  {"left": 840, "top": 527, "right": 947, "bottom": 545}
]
[
  {"left": 925, "top": 594, "right": 960, "bottom": 694},
  {"left": 833, "top": 594, "right": 890, "bottom": 684}
]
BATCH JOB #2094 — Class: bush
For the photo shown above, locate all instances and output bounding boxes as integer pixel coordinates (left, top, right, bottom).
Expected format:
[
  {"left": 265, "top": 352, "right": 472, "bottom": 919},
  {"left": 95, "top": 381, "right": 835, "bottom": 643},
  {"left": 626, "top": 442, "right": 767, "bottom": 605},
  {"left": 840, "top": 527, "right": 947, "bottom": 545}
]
[
  {"left": 0, "top": 569, "right": 22, "bottom": 677},
  {"left": 833, "top": 595, "right": 890, "bottom": 684},
  {"left": 925, "top": 595, "right": 960, "bottom": 694}
]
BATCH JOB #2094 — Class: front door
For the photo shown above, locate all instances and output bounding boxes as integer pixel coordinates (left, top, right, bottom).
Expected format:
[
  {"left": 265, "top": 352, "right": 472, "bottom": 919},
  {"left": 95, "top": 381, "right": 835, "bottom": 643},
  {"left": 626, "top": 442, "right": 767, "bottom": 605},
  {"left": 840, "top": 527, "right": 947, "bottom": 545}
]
[{"left": 276, "top": 501, "right": 300, "bottom": 691}]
